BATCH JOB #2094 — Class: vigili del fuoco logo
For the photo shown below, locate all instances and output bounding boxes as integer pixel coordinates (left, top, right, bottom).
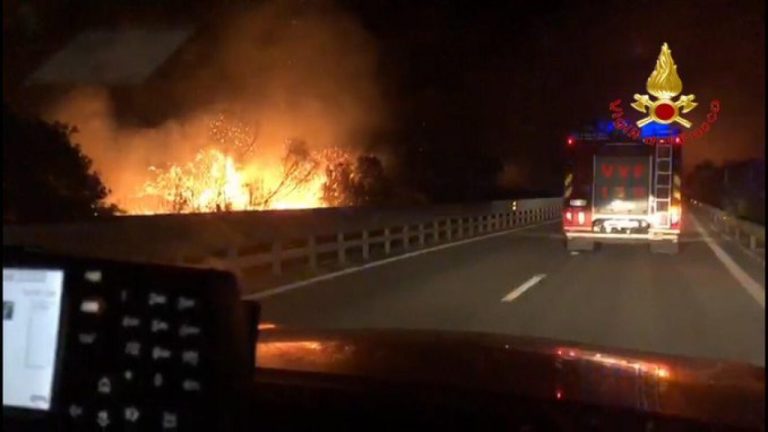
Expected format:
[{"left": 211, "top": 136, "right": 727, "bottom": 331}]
[{"left": 609, "top": 42, "right": 720, "bottom": 145}]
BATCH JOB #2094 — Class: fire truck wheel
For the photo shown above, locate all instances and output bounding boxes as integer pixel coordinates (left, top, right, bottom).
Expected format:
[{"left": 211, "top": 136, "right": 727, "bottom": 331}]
[{"left": 650, "top": 239, "right": 679, "bottom": 255}]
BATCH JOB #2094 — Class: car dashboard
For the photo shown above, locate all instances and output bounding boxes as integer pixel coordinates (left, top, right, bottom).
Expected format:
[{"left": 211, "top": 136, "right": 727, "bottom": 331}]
[{"left": 3, "top": 249, "right": 762, "bottom": 431}]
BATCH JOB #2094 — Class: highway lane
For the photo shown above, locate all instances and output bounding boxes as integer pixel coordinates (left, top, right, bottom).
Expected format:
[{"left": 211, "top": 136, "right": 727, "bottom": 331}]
[{"left": 258, "top": 210, "right": 766, "bottom": 367}]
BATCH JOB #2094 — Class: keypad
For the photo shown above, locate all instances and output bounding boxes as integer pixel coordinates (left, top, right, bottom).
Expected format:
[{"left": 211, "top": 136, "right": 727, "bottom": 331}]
[
  {"left": 64, "top": 273, "right": 210, "bottom": 431},
  {"left": 4, "top": 249, "right": 250, "bottom": 432}
]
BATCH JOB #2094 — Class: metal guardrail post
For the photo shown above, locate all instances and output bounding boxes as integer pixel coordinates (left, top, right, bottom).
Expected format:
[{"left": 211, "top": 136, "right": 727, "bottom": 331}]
[
  {"left": 337, "top": 233, "right": 346, "bottom": 265},
  {"left": 362, "top": 230, "right": 370, "bottom": 260},
  {"left": 272, "top": 241, "right": 282, "bottom": 276},
  {"left": 227, "top": 246, "right": 238, "bottom": 263},
  {"left": 433, "top": 221, "right": 439, "bottom": 242},
  {"left": 457, "top": 218, "right": 463, "bottom": 238},
  {"left": 693, "top": 200, "right": 764, "bottom": 256},
  {"left": 384, "top": 228, "right": 391, "bottom": 255},
  {"left": 403, "top": 226, "right": 410, "bottom": 249},
  {"left": 308, "top": 236, "right": 317, "bottom": 271},
  {"left": 446, "top": 219, "right": 452, "bottom": 240},
  {"left": 418, "top": 224, "right": 425, "bottom": 246}
]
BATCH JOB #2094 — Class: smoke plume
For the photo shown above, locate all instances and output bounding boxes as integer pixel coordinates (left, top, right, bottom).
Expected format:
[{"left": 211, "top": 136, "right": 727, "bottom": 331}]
[{"left": 44, "top": 0, "right": 386, "bottom": 211}]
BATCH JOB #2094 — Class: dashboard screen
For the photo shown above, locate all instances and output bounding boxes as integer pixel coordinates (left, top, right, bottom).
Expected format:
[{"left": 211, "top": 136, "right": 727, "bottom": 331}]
[{"left": 3, "top": 268, "right": 65, "bottom": 411}]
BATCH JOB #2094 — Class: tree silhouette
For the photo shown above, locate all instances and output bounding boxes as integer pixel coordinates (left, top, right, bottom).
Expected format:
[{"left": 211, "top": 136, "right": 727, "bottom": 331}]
[
  {"left": 3, "top": 104, "right": 119, "bottom": 223},
  {"left": 322, "top": 154, "right": 390, "bottom": 207}
]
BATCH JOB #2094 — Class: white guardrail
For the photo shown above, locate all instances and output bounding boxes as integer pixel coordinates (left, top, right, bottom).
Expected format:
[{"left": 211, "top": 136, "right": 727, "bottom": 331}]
[
  {"left": 3, "top": 198, "right": 563, "bottom": 279},
  {"left": 190, "top": 198, "right": 563, "bottom": 277},
  {"left": 691, "top": 200, "right": 765, "bottom": 254}
]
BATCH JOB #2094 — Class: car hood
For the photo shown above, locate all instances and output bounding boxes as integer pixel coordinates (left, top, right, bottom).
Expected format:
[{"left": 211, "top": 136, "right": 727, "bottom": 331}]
[{"left": 255, "top": 329, "right": 764, "bottom": 429}]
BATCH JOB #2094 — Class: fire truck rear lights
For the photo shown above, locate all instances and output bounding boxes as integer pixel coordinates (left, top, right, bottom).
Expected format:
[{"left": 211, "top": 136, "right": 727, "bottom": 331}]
[
  {"left": 577, "top": 211, "right": 586, "bottom": 225},
  {"left": 670, "top": 206, "right": 681, "bottom": 226},
  {"left": 569, "top": 199, "right": 587, "bottom": 207},
  {"left": 567, "top": 137, "right": 574, "bottom": 146},
  {"left": 565, "top": 210, "right": 573, "bottom": 222},
  {"left": 674, "top": 136, "right": 681, "bottom": 144}
]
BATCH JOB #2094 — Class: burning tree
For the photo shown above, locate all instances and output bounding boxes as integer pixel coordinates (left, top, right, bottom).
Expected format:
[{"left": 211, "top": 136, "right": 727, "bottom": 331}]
[
  {"left": 133, "top": 109, "right": 395, "bottom": 214},
  {"left": 322, "top": 152, "right": 389, "bottom": 207},
  {"left": 141, "top": 149, "right": 250, "bottom": 213},
  {"left": 256, "top": 139, "right": 320, "bottom": 209},
  {"left": 137, "top": 112, "right": 332, "bottom": 214}
]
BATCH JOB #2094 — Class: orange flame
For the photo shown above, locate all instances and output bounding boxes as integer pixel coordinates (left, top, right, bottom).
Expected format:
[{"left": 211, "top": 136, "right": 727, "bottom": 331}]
[{"left": 122, "top": 113, "right": 354, "bottom": 214}]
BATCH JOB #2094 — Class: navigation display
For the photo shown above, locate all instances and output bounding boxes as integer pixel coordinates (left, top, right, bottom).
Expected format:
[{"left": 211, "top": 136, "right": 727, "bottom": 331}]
[{"left": 3, "top": 268, "right": 65, "bottom": 411}]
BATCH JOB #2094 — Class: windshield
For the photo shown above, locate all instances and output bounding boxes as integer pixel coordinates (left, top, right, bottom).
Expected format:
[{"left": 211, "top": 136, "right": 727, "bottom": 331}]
[{"left": 3, "top": 0, "right": 764, "bottom": 375}]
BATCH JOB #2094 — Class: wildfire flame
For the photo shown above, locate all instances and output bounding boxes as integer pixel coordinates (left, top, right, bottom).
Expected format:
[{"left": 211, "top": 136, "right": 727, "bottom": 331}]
[
  {"left": 646, "top": 42, "right": 683, "bottom": 99},
  {"left": 125, "top": 112, "right": 353, "bottom": 214},
  {"left": 140, "top": 149, "right": 253, "bottom": 213}
]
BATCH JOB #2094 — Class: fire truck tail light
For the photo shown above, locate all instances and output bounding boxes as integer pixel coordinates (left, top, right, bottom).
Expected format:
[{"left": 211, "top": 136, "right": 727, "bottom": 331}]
[
  {"left": 567, "top": 137, "right": 574, "bottom": 146},
  {"left": 569, "top": 199, "right": 587, "bottom": 207},
  {"left": 670, "top": 206, "right": 681, "bottom": 227},
  {"left": 565, "top": 210, "right": 573, "bottom": 222},
  {"left": 577, "top": 211, "right": 585, "bottom": 225}
]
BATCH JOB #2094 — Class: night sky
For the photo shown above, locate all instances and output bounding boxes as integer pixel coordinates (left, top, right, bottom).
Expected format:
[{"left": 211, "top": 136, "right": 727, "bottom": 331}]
[
  {"left": 342, "top": 0, "right": 765, "bottom": 197},
  {"left": 4, "top": 0, "right": 765, "bottom": 203}
]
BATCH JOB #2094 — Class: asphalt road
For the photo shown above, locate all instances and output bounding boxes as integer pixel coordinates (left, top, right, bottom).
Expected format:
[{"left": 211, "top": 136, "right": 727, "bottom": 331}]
[{"left": 259, "top": 209, "right": 766, "bottom": 367}]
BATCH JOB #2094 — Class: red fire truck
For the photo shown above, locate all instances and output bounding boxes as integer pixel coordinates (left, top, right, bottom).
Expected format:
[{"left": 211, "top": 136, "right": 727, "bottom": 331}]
[{"left": 562, "top": 129, "right": 683, "bottom": 254}]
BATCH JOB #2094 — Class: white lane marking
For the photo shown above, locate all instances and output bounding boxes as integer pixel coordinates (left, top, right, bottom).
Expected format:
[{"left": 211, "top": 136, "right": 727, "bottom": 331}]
[
  {"left": 243, "top": 219, "right": 560, "bottom": 300},
  {"left": 690, "top": 214, "right": 765, "bottom": 308},
  {"left": 501, "top": 274, "right": 547, "bottom": 302}
]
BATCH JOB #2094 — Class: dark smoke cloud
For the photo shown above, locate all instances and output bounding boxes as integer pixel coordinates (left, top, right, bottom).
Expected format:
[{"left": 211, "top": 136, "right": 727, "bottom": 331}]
[{"left": 45, "top": 0, "right": 387, "bottom": 209}]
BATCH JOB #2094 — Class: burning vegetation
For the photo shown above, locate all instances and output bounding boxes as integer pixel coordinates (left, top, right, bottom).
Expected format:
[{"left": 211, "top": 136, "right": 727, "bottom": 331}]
[
  {"left": 135, "top": 112, "right": 353, "bottom": 214},
  {"left": 42, "top": 0, "right": 387, "bottom": 215}
]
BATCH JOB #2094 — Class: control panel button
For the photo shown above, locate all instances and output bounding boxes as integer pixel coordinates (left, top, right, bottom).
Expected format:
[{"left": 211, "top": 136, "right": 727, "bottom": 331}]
[
  {"left": 123, "top": 369, "right": 136, "bottom": 383},
  {"left": 181, "top": 379, "right": 202, "bottom": 393},
  {"left": 151, "top": 319, "right": 170, "bottom": 333},
  {"left": 80, "top": 298, "right": 104, "bottom": 314},
  {"left": 178, "top": 324, "right": 201, "bottom": 338},
  {"left": 78, "top": 332, "right": 98, "bottom": 345},
  {"left": 181, "top": 350, "right": 199, "bottom": 366},
  {"left": 97, "top": 376, "right": 113, "bottom": 395},
  {"left": 68, "top": 404, "right": 84, "bottom": 419},
  {"left": 161, "top": 411, "right": 179, "bottom": 430},
  {"left": 153, "top": 372, "right": 165, "bottom": 389},
  {"left": 96, "top": 409, "right": 111, "bottom": 428},
  {"left": 124, "top": 405, "right": 141, "bottom": 423},
  {"left": 122, "top": 316, "right": 141, "bottom": 328},
  {"left": 84, "top": 270, "right": 102, "bottom": 283},
  {"left": 152, "top": 346, "right": 172, "bottom": 361},
  {"left": 149, "top": 292, "right": 168, "bottom": 306},
  {"left": 125, "top": 341, "right": 142, "bottom": 357},
  {"left": 177, "top": 297, "right": 196, "bottom": 311}
]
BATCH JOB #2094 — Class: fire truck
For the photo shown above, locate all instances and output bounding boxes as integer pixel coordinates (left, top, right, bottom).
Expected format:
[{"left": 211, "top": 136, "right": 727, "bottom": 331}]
[{"left": 562, "top": 125, "right": 683, "bottom": 254}]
